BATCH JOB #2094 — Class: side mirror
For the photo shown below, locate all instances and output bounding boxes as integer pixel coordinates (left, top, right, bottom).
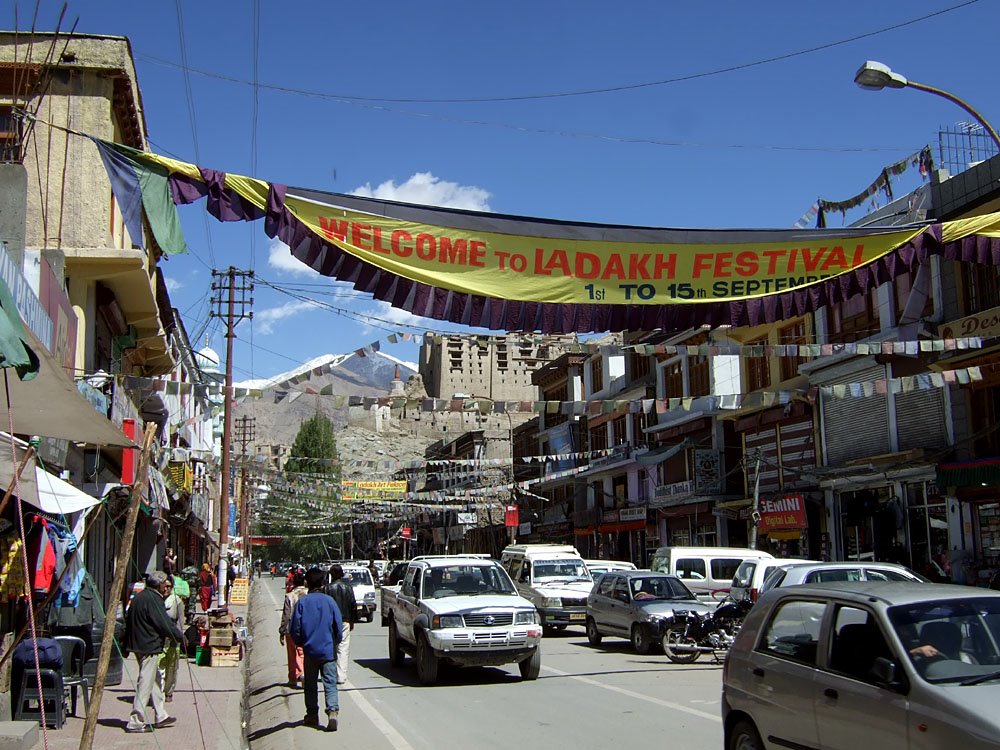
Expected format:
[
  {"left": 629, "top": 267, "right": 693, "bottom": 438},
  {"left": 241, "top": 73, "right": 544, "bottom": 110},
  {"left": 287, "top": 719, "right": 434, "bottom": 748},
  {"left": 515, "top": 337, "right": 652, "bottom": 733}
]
[{"left": 871, "top": 657, "right": 907, "bottom": 693}]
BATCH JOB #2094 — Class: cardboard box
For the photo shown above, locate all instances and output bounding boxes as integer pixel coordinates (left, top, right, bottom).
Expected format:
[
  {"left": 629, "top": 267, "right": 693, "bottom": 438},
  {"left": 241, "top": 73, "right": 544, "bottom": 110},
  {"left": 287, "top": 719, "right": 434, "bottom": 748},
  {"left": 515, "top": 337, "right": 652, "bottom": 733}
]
[
  {"left": 209, "top": 629, "right": 234, "bottom": 647},
  {"left": 210, "top": 645, "right": 241, "bottom": 667}
]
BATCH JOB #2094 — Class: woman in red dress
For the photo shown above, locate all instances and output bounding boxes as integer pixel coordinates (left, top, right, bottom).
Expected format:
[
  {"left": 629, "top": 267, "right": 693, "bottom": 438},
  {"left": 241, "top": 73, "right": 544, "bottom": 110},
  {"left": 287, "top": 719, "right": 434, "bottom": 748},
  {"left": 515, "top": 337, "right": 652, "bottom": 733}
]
[{"left": 198, "top": 563, "right": 216, "bottom": 611}]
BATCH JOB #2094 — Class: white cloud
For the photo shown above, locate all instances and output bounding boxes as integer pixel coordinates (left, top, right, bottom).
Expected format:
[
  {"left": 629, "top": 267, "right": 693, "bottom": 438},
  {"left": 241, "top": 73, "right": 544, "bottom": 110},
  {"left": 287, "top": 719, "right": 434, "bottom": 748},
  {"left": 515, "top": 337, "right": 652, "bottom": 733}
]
[
  {"left": 255, "top": 299, "right": 323, "bottom": 335},
  {"left": 351, "top": 173, "right": 491, "bottom": 211},
  {"left": 268, "top": 237, "right": 321, "bottom": 277},
  {"left": 164, "top": 277, "right": 184, "bottom": 292}
]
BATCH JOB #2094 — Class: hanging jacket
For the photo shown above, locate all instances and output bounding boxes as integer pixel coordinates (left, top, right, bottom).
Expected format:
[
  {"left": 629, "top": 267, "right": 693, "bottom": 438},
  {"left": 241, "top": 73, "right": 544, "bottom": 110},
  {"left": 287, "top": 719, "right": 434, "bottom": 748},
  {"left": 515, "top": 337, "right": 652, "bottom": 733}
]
[{"left": 27, "top": 521, "right": 56, "bottom": 595}]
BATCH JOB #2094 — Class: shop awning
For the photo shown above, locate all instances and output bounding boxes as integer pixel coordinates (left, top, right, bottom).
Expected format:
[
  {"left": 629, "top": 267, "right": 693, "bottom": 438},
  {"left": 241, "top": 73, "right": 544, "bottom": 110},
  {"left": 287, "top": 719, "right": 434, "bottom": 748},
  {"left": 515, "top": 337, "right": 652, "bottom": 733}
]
[
  {"left": 2, "top": 328, "right": 133, "bottom": 447},
  {"left": 28, "top": 468, "right": 103, "bottom": 514},
  {"left": 636, "top": 438, "right": 694, "bottom": 466},
  {"left": 597, "top": 520, "right": 646, "bottom": 534},
  {"left": 937, "top": 457, "right": 1000, "bottom": 489}
]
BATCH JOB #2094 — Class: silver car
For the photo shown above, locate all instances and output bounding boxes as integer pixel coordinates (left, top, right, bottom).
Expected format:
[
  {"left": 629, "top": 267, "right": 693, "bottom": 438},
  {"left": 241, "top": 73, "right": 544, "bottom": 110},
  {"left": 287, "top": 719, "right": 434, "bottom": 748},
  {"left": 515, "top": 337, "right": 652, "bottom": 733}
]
[
  {"left": 759, "top": 561, "right": 925, "bottom": 595},
  {"left": 586, "top": 571, "right": 713, "bottom": 654},
  {"left": 722, "top": 582, "right": 1000, "bottom": 749}
]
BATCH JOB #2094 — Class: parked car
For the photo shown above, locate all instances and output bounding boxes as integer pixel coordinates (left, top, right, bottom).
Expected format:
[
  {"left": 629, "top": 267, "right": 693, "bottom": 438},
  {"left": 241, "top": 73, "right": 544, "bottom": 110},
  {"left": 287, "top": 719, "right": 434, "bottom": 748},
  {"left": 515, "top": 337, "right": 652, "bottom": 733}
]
[
  {"left": 585, "top": 570, "right": 713, "bottom": 654},
  {"left": 730, "top": 558, "right": 821, "bottom": 604},
  {"left": 584, "top": 559, "right": 637, "bottom": 577},
  {"left": 722, "top": 581, "right": 1000, "bottom": 750},
  {"left": 649, "top": 546, "right": 774, "bottom": 601},
  {"left": 759, "top": 561, "right": 926, "bottom": 596}
]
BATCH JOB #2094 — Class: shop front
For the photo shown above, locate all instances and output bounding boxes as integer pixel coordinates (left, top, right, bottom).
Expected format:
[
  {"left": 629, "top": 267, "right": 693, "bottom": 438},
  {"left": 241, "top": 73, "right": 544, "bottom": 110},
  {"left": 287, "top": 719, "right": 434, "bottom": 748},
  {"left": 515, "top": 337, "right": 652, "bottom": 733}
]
[
  {"left": 937, "top": 458, "right": 1000, "bottom": 586},
  {"left": 594, "top": 507, "right": 646, "bottom": 563}
]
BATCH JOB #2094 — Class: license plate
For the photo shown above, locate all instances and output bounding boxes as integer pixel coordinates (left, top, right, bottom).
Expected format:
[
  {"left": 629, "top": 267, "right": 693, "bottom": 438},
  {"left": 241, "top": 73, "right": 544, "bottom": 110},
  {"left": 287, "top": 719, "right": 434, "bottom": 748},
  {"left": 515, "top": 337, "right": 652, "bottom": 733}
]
[{"left": 569, "top": 613, "right": 585, "bottom": 621}]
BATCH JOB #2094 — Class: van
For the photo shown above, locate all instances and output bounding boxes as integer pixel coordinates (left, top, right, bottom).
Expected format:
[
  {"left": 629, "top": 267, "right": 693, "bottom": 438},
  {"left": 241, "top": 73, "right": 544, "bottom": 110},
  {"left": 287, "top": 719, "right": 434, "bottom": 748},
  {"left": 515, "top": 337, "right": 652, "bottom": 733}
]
[
  {"left": 500, "top": 544, "right": 594, "bottom": 632},
  {"left": 648, "top": 546, "right": 774, "bottom": 601},
  {"left": 730, "top": 558, "right": 820, "bottom": 604}
]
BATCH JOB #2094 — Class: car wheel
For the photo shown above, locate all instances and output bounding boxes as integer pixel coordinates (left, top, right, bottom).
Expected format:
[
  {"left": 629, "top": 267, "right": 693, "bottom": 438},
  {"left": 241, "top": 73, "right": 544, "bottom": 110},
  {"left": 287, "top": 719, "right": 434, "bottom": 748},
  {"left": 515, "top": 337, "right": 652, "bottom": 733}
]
[
  {"left": 518, "top": 647, "right": 541, "bottom": 680},
  {"left": 662, "top": 628, "right": 700, "bottom": 664},
  {"left": 388, "top": 621, "right": 404, "bottom": 667},
  {"left": 586, "top": 617, "right": 603, "bottom": 646},
  {"left": 416, "top": 633, "right": 439, "bottom": 685},
  {"left": 728, "top": 719, "right": 764, "bottom": 750},
  {"left": 631, "top": 625, "right": 652, "bottom": 654},
  {"left": 380, "top": 612, "right": 389, "bottom": 627},
  {"left": 365, "top": 611, "right": 374, "bottom": 623}
]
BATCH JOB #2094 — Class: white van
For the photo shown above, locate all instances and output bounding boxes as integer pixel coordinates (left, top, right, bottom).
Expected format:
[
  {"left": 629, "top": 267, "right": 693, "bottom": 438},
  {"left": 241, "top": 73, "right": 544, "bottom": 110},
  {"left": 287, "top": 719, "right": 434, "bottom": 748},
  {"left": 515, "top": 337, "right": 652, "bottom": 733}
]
[
  {"left": 648, "top": 546, "right": 774, "bottom": 601},
  {"left": 500, "top": 544, "right": 594, "bottom": 632}
]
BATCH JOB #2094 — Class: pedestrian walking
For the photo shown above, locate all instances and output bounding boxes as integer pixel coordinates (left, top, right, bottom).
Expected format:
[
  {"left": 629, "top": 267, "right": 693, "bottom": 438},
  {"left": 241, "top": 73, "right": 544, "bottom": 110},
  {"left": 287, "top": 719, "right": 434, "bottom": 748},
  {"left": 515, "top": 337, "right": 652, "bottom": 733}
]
[
  {"left": 198, "top": 563, "right": 216, "bottom": 611},
  {"left": 157, "top": 576, "right": 185, "bottom": 702},
  {"left": 324, "top": 564, "right": 357, "bottom": 685},
  {"left": 279, "top": 568, "right": 307, "bottom": 686},
  {"left": 289, "top": 567, "right": 343, "bottom": 732},
  {"left": 123, "top": 571, "right": 184, "bottom": 733},
  {"left": 162, "top": 547, "right": 177, "bottom": 577}
]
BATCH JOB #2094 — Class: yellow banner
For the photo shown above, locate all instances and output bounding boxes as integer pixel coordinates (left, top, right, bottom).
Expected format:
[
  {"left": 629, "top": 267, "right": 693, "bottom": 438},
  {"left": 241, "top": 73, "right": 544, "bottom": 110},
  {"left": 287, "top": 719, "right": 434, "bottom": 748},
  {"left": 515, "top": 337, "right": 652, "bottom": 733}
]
[
  {"left": 342, "top": 480, "right": 407, "bottom": 500},
  {"left": 286, "top": 197, "right": 925, "bottom": 304},
  {"left": 135, "top": 147, "right": 994, "bottom": 305}
]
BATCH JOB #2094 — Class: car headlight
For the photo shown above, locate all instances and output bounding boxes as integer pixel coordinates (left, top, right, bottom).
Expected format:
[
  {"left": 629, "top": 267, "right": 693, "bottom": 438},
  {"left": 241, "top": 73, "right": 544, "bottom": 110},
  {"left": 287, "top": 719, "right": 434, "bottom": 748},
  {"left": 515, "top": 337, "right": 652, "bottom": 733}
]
[
  {"left": 431, "top": 615, "right": 464, "bottom": 629},
  {"left": 541, "top": 597, "right": 562, "bottom": 608},
  {"left": 515, "top": 610, "right": 539, "bottom": 624},
  {"left": 364, "top": 592, "right": 376, "bottom": 602}
]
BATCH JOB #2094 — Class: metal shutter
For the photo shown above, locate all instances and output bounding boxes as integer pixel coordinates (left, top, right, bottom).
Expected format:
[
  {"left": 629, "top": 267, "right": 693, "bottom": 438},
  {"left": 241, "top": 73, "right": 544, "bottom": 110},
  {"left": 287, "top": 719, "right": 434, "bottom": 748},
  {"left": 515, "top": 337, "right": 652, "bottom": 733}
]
[
  {"left": 895, "top": 387, "right": 948, "bottom": 452},
  {"left": 822, "top": 365, "right": 890, "bottom": 465}
]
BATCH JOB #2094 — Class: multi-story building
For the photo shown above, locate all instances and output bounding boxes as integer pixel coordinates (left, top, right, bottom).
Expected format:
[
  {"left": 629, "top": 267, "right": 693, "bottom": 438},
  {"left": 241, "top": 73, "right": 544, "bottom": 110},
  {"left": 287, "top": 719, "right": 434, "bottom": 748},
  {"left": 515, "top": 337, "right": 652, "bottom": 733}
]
[{"left": 0, "top": 33, "right": 210, "bottom": 606}]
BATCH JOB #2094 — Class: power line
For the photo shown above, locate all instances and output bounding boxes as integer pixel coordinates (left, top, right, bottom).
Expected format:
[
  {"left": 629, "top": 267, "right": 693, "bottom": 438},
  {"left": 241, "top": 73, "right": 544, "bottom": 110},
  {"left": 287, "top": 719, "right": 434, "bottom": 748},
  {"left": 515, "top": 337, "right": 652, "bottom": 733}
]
[{"left": 137, "top": 2, "right": 978, "bottom": 105}]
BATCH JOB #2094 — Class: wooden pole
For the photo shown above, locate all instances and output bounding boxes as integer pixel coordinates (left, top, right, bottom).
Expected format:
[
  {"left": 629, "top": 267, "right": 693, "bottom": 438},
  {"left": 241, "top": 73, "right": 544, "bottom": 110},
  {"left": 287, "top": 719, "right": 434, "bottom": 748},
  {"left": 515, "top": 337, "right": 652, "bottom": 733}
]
[
  {"left": 79, "top": 423, "right": 157, "bottom": 750},
  {"left": 0, "top": 445, "right": 35, "bottom": 519}
]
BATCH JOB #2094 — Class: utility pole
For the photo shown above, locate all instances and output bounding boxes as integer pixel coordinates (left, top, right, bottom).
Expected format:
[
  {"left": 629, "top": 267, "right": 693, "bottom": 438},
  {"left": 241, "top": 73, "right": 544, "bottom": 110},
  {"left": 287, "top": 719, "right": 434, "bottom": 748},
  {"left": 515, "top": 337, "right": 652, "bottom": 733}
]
[
  {"left": 235, "top": 415, "right": 256, "bottom": 555},
  {"left": 210, "top": 267, "right": 253, "bottom": 606},
  {"left": 748, "top": 450, "right": 762, "bottom": 550}
]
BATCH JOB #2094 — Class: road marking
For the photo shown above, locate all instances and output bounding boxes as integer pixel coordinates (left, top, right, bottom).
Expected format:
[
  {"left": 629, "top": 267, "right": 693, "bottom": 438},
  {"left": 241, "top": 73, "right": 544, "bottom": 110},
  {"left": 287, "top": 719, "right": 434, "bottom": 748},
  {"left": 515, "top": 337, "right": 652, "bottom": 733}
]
[
  {"left": 263, "top": 580, "right": 280, "bottom": 607},
  {"left": 542, "top": 665, "right": 721, "bottom": 723},
  {"left": 345, "top": 681, "right": 417, "bottom": 750}
]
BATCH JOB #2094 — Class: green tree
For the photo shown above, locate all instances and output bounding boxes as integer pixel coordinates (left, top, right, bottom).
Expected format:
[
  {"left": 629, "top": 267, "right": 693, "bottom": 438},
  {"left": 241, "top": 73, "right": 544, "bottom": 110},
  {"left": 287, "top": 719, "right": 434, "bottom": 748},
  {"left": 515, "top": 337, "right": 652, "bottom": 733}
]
[{"left": 256, "top": 413, "right": 342, "bottom": 562}]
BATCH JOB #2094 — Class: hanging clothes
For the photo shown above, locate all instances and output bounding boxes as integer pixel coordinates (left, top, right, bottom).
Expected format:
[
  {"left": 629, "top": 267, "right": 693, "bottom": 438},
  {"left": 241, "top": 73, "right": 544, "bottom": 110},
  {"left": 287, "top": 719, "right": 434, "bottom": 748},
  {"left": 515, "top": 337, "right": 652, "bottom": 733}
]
[
  {"left": 0, "top": 532, "right": 27, "bottom": 598},
  {"left": 26, "top": 519, "right": 55, "bottom": 596}
]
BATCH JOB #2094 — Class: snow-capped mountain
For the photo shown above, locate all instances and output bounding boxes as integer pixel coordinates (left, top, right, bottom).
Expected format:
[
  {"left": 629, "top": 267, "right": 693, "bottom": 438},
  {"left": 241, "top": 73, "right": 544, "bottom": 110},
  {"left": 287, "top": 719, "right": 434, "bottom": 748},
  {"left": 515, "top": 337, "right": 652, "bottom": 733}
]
[{"left": 236, "top": 351, "right": 418, "bottom": 392}]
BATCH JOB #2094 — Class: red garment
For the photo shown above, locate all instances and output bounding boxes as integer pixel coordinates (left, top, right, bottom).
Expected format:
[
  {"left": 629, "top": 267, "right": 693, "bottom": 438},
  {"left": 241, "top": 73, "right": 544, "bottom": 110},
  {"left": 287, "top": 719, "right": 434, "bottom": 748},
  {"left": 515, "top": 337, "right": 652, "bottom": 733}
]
[
  {"left": 285, "top": 635, "right": 304, "bottom": 682},
  {"left": 199, "top": 586, "right": 213, "bottom": 611},
  {"left": 27, "top": 520, "right": 56, "bottom": 595}
]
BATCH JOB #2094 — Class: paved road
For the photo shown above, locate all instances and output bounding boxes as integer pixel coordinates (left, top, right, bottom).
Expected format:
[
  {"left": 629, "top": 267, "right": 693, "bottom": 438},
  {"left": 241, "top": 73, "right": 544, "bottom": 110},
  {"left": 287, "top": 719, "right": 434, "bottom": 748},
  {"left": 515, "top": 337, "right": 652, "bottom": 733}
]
[{"left": 247, "top": 576, "right": 723, "bottom": 750}]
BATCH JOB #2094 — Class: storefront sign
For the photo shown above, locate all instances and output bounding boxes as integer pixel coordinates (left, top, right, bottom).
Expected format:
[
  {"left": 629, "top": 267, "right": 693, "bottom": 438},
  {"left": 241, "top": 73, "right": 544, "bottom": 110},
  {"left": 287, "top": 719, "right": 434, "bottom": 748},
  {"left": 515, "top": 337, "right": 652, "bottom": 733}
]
[
  {"left": 505, "top": 505, "right": 519, "bottom": 528},
  {"left": 342, "top": 480, "right": 407, "bottom": 500},
  {"left": 759, "top": 494, "right": 808, "bottom": 531},
  {"left": 400, "top": 526, "right": 412, "bottom": 539},
  {"left": 652, "top": 480, "right": 694, "bottom": 506},
  {"left": 694, "top": 449, "right": 723, "bottom": 494},
  {"left": 602, "top": 509, "right": 619, "bottom": 524},
  {"left": 456, "top": 512, "right": 477, "bottom": 525},
  {"left": 619, "top": 506, "right": 646, "bottom": 522},
  {"left": 0, "top": 244, "right": 53, "bottom": 353},
  {"left": 712, "top": 507, "right": 738, "bottom": 519},
  {"left": 229, "top": 578, "right": 249, "bottom": 605},
  {"left": 518, "top": 522, "right": 532, "bottom": 536},
  {"left": 941, "top": 304, "right": 1000, "bottom": 341}
]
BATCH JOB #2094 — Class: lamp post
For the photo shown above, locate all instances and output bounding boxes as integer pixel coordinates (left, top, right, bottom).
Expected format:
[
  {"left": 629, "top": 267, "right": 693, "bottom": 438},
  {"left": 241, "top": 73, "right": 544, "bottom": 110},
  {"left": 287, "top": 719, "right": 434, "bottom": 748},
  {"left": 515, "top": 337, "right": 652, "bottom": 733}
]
[{"left": 854, "top": 61, "right": 1000, "bottom": 151}]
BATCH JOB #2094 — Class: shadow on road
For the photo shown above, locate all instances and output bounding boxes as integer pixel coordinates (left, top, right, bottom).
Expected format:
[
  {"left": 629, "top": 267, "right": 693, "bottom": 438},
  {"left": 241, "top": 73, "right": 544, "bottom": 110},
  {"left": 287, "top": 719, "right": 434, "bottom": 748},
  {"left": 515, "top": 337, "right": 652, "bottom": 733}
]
[
  {"left": 247, "top": 720, "right": 302, "bottom": 741},
  {"left": 355, "top": 657, "right": 525, "bottom": 689}
]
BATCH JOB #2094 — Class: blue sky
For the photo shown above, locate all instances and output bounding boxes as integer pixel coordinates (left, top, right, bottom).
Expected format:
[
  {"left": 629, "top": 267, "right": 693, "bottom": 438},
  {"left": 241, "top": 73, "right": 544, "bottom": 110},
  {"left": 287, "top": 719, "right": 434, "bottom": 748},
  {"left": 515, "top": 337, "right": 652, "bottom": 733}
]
[{"left": 6, "top": 1, "right": 998, "bottom": 383}]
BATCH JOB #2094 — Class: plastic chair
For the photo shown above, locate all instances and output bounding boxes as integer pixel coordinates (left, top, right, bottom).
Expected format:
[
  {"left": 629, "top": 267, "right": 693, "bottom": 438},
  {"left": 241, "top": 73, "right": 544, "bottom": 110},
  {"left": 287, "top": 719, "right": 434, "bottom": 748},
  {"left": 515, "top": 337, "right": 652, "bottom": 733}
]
[
  {"left": 14, "top": 669, "right": 66, "bottom": 728},
  {"left": 55, "top": 635, "right": 90, "bottom": 717}
]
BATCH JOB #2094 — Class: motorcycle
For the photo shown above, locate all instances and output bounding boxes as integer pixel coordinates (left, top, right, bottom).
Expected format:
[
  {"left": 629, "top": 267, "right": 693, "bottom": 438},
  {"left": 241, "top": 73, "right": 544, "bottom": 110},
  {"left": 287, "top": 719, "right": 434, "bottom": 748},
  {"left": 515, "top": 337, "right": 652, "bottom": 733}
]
[{"left": 660, "top": 597, "right": 753, "bottom": 664}]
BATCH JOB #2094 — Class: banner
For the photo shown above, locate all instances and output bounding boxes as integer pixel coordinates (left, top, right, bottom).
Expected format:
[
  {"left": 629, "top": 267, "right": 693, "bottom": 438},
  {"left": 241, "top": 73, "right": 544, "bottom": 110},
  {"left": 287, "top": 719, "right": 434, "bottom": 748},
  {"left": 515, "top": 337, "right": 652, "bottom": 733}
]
[
  {"left": 92, "top": 140, "right": 1000, "bottom": 323},
  {"left": 341, "top": 480, "right": 407, "bottom": 500}
]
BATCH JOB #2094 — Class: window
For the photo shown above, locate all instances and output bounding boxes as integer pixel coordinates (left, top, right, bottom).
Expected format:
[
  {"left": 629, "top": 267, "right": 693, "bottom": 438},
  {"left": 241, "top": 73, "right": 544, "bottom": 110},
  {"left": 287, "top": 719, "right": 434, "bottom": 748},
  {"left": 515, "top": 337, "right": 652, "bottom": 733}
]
[
  {"left": 612, "top": 576, "right": 630, "bottom": 603},
  {"left": 805, "top": 568, "right": 863, "bottom": 584},
  {"left": 598, "top": 574, "right": 615, "bottom": 597},
  {"left": 590, "top": 359, "right": 604, "bottom": 392},
  {"left": 829, "top": 288, "right": 880, "bottom": 343},
  {"left": 778, "top": 320, "right": 809, "bottom": 381},
  {"left": 711, "top": 558, "right": 743, "bottom": 581},
  {"left": 828, "top": 606, "right": 893, "bottom": 683},
  {"left": 745, "top": 337, "right": 770, "bottom": 392},
  {"left": 589, "top": 426, "right": 608, "bottom": 452},
  {"left": 630, "top": 350, "right": 651, "bottom": 381},
  {"left": 611, "top": 416, "right": 627, "bottom": 446},
  {"left": 662, "top": 360, "right": 684, "bottom": 400},
  {"left": 689, "top": 354, "right": 710, "bottom": 398},
  {"left": 961, "top": 264, "right": 1000, "bottom": 316},
  {"left": 674, "top": 558, "right": 706, "bottom": 581},
  {"left": 865, "top": 568, "right": 913, "bottom": 582},
  {"left": 0, "top": 106, "right": 21, "bottom": 162},
  {"left": 759, "top": 599, "right": 826, "bottom": 664}
]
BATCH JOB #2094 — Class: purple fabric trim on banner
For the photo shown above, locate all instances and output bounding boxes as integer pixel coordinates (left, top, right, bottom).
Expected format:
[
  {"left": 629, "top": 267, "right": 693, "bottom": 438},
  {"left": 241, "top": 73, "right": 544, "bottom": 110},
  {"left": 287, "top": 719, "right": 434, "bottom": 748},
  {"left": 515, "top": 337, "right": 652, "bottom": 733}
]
[{"left": 165, "top": 172, "right": 1000, "bottom": 333}]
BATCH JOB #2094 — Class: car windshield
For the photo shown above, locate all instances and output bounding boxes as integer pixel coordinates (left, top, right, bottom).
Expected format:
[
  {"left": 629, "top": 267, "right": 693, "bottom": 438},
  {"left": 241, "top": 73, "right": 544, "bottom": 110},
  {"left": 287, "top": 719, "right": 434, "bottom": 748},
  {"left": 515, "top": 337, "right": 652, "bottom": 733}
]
[
  {"left": 532, "top": 560, "right": 591, "bottom": 582},
  {"left": 422, "top": 564, "right": 517, "bottom": 598},
  {"left": 345, "top": 569, "right": 373, "bottom": 586},
  {"left": 888, "top": 597, "right": 1000, "bottom": 684},
  {"left": 630, "top": 575, "right": 695, "bottom": 601}
]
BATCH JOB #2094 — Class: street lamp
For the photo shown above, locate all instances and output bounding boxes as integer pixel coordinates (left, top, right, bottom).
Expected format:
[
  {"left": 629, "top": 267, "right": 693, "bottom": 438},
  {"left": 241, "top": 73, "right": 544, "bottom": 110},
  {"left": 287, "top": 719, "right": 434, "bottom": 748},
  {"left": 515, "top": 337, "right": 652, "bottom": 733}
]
[{"left": 854, "top": 60, "right": 1000, "bottom": 151}]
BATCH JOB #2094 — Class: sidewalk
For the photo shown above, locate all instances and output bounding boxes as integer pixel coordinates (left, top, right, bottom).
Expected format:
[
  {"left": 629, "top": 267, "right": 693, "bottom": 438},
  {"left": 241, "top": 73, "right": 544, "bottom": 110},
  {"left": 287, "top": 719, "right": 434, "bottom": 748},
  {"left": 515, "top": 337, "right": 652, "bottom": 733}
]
[{"left": 25, "top": 598, "right": 249, "bottom": 750}]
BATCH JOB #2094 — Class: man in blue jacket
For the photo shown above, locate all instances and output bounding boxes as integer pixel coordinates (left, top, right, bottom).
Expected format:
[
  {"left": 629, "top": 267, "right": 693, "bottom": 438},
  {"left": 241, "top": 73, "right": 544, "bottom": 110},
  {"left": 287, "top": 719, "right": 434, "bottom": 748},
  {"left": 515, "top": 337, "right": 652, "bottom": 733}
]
[{"left": 290, "top": 567, "right": 343, "bottom": 731}]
